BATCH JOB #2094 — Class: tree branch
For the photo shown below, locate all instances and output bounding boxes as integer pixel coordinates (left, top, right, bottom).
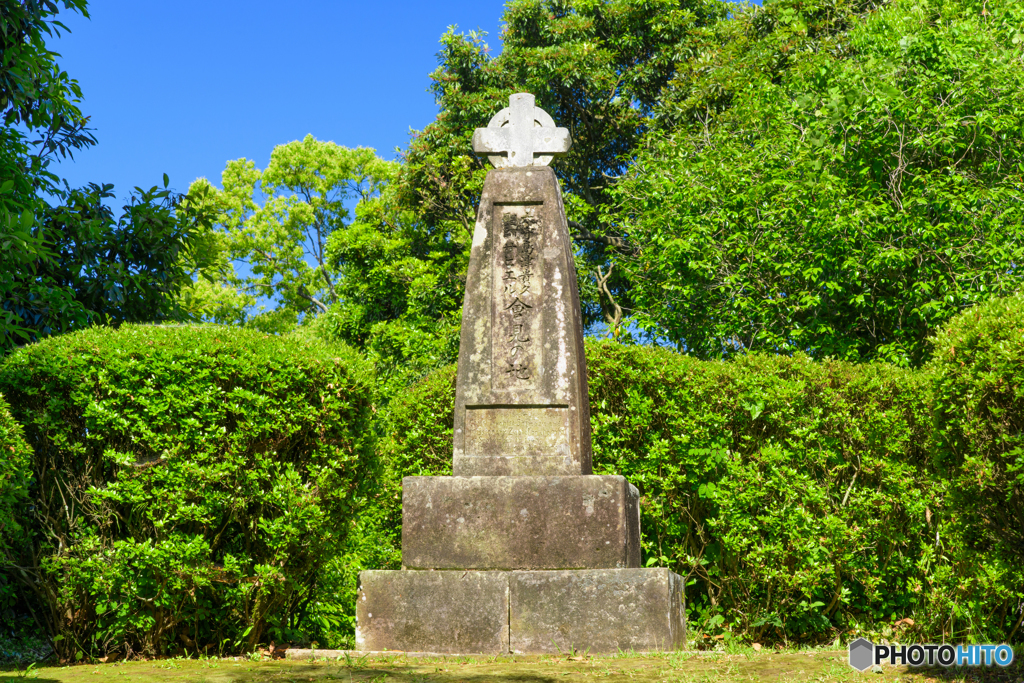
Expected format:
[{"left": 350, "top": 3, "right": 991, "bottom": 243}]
[
  {"left": 596, "top": 263, "right": 623, "bottom": 334},
  {"left": 297, "top": 286, "right": 328, "bottom": 315},
  {"left": 568, "top": 220, "right": 627, "bottom": 248}
]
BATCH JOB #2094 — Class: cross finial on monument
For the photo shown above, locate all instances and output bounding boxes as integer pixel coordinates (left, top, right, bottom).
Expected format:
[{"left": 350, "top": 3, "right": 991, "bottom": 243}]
[{"left": 472, "top": 93, "right": 571, "bottom": 168}]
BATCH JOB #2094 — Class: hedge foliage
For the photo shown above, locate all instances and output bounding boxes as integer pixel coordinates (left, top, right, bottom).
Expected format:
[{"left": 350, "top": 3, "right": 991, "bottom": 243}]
[
  {"left": 0, "top": 324, "right": 376, "bottom": 660},
  {"left": 929, "top": 295, "right": 1024, "bottom": 640},
  {"left": 380, "top": 337, "right": 1023, "bottom": 643},
  {"left": 0, "top": 394, "right": 31, "bottom": 563},
  {"left": 3, "top": 298, "right": 1024, "bottom": 652}
]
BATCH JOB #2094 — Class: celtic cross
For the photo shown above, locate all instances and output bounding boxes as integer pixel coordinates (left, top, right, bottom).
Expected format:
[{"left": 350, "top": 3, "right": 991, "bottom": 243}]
[{"left": 472, "top": 93, "right": 571, "bottom": 168}]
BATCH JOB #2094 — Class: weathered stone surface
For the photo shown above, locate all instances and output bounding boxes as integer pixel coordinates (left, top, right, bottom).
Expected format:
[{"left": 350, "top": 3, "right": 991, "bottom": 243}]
[
  {"left": 402, "top": 476, "right": 640, "bottom": 570},
  {"left": 464, "top": 406, "right": 569, "bottom": 462},
  {"left": 357, "top": 568, "right": 685, "bottom": 654},
  {"left": 509, "top": 568, "right": 685, "bottom": 654},
  {"left": 356, "top": 570, "right": 509, "bottom": 654},
  {"left": 453, "top": 165, "right": 592, "bottom": 476},
  {"left": 472, "top": 93, "right": 571, "bottom": 168}
]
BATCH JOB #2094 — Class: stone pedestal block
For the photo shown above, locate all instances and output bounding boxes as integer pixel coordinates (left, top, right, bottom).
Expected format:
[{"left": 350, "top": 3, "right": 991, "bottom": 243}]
[
  {"left": 355, "top": 570, "right": 509, "bottom": 654},
  {"left": 402, "top": 476, "right": 640, "bottom": 570},
  {"left": 510, "top": 568, "right": 685, "bottom": 654},
  {"left": 356, "top": 568, "right": 684, "bottom": 654}
]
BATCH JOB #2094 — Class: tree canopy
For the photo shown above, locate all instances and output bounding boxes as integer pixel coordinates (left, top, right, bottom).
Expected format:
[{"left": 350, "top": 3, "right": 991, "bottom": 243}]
[
  {"left": 191, "top": 137, "right": 468, "bottom": 395},
  {"left": 206, "top": 0, "right": 1024, "bottom": 374},
  {"left": 0, "top": 0, "right": 211, "bottom": 354},
  {"left": 396, "top": 0, "right": 728, "bottom": 333},
  {"left": 8, "top": 0, "right": 1024, "bottom": 371},
  {"left": 611, "top": 0, "right": 1024, "bottom": 365},
  {"left": 186, "top": 136, "right": 392, "bottom": 333}
]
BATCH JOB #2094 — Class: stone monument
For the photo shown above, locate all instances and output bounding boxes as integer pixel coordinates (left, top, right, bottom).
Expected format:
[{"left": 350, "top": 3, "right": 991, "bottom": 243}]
[{"left": 356, "top": 93, "right": 686, "bottom": 654}]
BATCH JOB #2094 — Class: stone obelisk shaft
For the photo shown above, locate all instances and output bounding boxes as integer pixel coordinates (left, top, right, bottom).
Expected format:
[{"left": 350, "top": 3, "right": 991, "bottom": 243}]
[{"left": 452, "top": 166, "right": 592, "bottom": 476}]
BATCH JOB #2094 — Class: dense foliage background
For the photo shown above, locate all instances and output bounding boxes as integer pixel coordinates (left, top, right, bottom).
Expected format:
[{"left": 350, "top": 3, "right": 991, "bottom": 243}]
[
  {"left": 614, "top": 0, "right": 1024, "bottom": 365},
  {"left": 3, "top": 0, "right": 1024, "bottom": 660}
]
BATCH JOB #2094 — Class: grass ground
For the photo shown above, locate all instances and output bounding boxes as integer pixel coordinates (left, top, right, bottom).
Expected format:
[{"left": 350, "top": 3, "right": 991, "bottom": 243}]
[{"left": 3, "top": 650, "right": 1021, "bottom": 683}]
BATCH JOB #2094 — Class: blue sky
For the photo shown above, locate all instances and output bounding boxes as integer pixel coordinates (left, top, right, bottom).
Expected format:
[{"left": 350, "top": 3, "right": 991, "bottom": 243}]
[
  {"left": 52, "top": 1, "right": 508, "bottom": 199},
  {"left": 52, "top": 1, "right": 755, "bottom": 204}
]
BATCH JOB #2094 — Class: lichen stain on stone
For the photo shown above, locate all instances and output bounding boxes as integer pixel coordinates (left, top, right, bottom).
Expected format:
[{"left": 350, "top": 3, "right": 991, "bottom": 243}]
[
  {"left": 469, "top": 313, "right": 488, "bottom": 365},
  {"left": 583, "top": 494, "right": 595, "bottom": 516},
  {"left": 472, "top": 219, "right": 488, "bottom": 248},
  {"left": 552, "top": 265, "right": 570, "bottom": 395}
]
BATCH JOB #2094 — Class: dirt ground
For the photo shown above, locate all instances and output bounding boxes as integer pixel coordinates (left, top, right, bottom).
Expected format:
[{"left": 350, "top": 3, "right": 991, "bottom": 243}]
[{"left": 4, "top": 650, "right": 1022, "bottom": 683}]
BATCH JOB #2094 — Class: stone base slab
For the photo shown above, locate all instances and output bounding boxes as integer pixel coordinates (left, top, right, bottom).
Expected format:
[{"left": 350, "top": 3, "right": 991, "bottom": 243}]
[
  {"left": 356, "top": 568, "right": 684, "bottom": 654},
  {"left": 402, "top": 476, "right": 640, "bottom": 570},
  {"left": 511, "top": 568, "right": 685, "bottom": 654},
  {"left": 355, "top": 570, "right": 509, "bottom": 654}
]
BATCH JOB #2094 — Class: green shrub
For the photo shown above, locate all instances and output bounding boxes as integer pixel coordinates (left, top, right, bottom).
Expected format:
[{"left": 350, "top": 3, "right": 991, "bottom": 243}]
[
  {"left": 0, "top": 393, "right": 32, "bottom": 638},
  {"left": 587, "top": 344, "right": 939, "bottom": 643},
  {"left": 0, "top": 394, "right": 31, "bottom": 559},
  {"left": 380, "top": 340, "right": 1017, "bottom": 643},
  {"left": 929, "top": 295, "right": 1024, "bottom": 641},
  {"left": 372, "top": 364, "right": 457, "bottom": 563},
  {"left": 0, "top": 324, "right": 376, "bottom": 660}
]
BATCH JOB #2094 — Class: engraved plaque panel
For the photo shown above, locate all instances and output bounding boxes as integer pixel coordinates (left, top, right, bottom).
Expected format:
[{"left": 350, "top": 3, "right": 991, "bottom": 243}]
[
  {"left": 465, "top": 406, "right": 569, "bottom": 458},
  {"left": 492, "top": 204, "right": 544, "bottom": 391}
]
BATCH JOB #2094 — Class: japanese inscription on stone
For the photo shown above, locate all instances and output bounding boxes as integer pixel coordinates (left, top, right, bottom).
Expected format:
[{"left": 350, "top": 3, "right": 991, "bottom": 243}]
[{"left": 495, "top": 206, "right": 542, "bottom": 386}]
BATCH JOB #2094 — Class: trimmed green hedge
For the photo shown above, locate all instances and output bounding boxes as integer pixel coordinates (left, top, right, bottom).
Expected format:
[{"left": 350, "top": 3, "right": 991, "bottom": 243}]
[
  {"left": 587, "top": 346, "right": 937, "bottom": 642},
  {"left": 0, "top": 393, "right": 31, "bottom": 568},
  {"left": 931, "top": 294, "right": 1024, "bottom": 558},
  {"left": 929, "top": 295, "right": 1024, "bottom": 642},
  {"left": 5, "top": 297, "right": 1024, "bottom": 650},
  {"left": 0, "top": 324, "right": 376, "bottom": 660},
  {"left": 380, "top": 339, "right": 1022, "bottom": 643}
]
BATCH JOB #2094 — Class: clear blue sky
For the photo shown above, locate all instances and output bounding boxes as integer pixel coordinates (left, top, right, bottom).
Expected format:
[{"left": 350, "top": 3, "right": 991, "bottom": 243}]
[
  {"left": 52, "top": 1, "right": 753, "bottom": 202},
  {"left": 52, "top": 1, "right": 508, "bottom": 198}
]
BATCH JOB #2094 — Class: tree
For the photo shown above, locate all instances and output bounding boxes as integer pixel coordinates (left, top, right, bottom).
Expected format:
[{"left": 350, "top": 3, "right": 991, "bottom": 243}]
[
  {"left": 0, "top": 0, "right": 95, "bottom": 160},
  {"left": 192, "top": 137, "right": 468, "bottom": 396},
  {"left": 396, "top": 0, "right": 728, "bottom": 334},
  {"left": 187, "top": 136, "right": 391, "bottom": 333},
  {"left": 1, "top": 0, "right": 93, "bottom": 350},
  {"left": 315, "top": 162, "right": 468, "bottom": 398},
  {"left": 1, "top": 0, "right": 213, "bottom": 353},
  {"left": 612, "top": 0, "right": 1024, "bottom": 365}
]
